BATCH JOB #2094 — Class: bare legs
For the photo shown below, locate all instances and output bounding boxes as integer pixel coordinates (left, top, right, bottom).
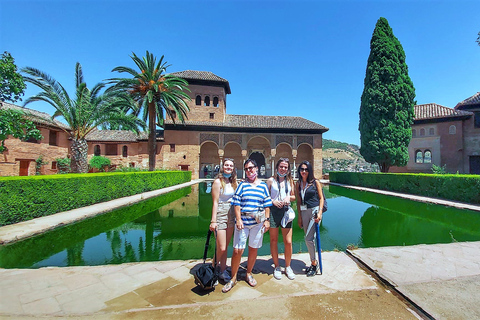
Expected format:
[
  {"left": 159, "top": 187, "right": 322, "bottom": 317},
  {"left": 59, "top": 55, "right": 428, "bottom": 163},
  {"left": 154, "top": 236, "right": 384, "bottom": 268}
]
[
  {"left": 270, "top": 227, "right": 293, "bottom": 268},
  {"left": 216, "top": 227, "right": 234, "bottom": 272}
]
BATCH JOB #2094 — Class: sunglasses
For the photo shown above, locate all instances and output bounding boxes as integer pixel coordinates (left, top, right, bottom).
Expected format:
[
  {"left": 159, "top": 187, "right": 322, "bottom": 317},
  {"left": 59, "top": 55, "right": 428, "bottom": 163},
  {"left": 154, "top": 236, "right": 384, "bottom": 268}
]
[
  {"left": 279, "top": 157, "right": 289, "bottom": 162},
  {"left": 224, "top": 158, "right": 234, "bottom": 163},
  {"left": 245, "top": 166, "right": 256, "bottom": 171},
  {"left": 300, "top": 168, "right": 309, "bottom": 172}
]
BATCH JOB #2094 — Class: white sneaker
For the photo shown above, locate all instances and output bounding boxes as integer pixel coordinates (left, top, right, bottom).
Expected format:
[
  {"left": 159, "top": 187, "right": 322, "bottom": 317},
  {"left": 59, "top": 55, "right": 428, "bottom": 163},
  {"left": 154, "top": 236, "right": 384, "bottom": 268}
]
[
  {"left": 285, "top": 266, "right": 295, "bottom": 280},
  {"left": 220, "top": 270, "right": 231, "bottom": 282},
  {"left": 273, "top": 266, "right": 282, "bottom": 280}
]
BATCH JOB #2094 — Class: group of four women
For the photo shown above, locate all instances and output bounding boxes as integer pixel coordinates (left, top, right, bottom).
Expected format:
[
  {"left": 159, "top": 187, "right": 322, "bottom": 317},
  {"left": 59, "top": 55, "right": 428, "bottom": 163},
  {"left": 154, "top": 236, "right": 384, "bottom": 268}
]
[{"left": 209, "top": 157, "right": 324, "bottom": 293}]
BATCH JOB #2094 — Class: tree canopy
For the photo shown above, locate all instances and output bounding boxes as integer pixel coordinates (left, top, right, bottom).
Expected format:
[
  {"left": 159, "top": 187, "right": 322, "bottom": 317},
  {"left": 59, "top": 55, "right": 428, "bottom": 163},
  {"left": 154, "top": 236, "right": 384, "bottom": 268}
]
[
  {"left": 0, "top": 108, "right": 42, "bottom": 153},
  {"left": 22, "top": 62, "right": 145, "bottom": 173},
  {"left": 359, "top": 17, "right": 416, "bottom": 173},
  {"left": 0, "top": 52, "right": 26, "bottom": 103},
  {"left": 108, "top": 51, "right": 190, "bottom": 171}
]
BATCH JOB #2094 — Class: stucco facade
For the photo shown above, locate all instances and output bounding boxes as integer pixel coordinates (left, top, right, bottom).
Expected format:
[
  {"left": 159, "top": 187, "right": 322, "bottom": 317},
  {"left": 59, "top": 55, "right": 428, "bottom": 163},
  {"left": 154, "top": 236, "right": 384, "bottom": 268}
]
[{"left": 391, "top": 97, "right": 480, "bottom": 174}]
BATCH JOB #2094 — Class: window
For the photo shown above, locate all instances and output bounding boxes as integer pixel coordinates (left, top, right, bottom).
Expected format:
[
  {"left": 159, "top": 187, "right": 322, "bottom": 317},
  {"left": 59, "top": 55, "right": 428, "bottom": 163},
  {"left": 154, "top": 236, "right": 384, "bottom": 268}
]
[
  {"left": 449, "top": 125, "right": 456, "bottom": 135},
  {"left": 26, "top": 137, "right": 39, "bottom": 143},
  {"left": 213, "top": 97, "right": 219, "bottom": 107},
  {"left": 105, "top": 144, "right": 117, "bottom": 155},
  {"left": 412, "top": 129, "right": 416, "bottom": 137},
  {"left": 204, "top": 96, "right": 210, "bottom": 106},
  {"left": 429, "top": 128, "right": 434, "bottom": 136},
  {"left": 209, "top": 113, "right": 214, "bottom": 119},
  {"left": 424, "top": 150, "right": 432, "bottom": 163},
  {"left": 49, "top": 130, "right": 58, "bottom": 146},
  {"left": 94, "top": 145, "right": 101, "bottom": 156},
  {"left": 122, "top": 146, "right": 128, "bottom": 157},
  {"left": 195, "top": 95, "right": 201, "bottom": 106},
  {"left": 474, "top": 112, "right": 480, "bottom": 128},
  {"left": 51, "top": 161, "right": 57, "bottom": 170},
  {"left": 420, "top": 128, "right": 425, "bottom": 136},
  {"left": 170, "top": 144, "right": 175, "bottom": 152},
  {"left": 415, "top": 150, "right": 423, "bottom": 163}
]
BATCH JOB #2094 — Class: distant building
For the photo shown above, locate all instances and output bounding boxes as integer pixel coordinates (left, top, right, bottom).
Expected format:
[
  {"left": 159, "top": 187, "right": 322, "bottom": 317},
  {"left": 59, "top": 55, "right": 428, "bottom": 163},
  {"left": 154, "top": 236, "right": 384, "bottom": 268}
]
[
  {"left": 0, "top": 103, "right": 70, "bottom": 176},
  {"left": 1, "top": 71, "right": 329, "bottom": 178},
  {"left": 391, "top": 92, "right": 480, "bottom": 174}
]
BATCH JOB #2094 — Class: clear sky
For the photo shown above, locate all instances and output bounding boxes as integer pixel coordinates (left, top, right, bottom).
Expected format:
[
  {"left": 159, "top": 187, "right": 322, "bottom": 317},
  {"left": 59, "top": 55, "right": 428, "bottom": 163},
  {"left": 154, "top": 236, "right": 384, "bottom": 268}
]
[{"left": 1, "top": 0, "right": 479, "bottom": 145}]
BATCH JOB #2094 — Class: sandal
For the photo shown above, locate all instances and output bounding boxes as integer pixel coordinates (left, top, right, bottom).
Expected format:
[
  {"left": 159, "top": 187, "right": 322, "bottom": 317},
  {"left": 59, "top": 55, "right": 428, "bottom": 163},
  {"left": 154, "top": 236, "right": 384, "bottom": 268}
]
[
  {"left": 222, "top": 280, "right": 236, "bottom": 293},
  {"left": 245, "top": 273, "right": 257, "bottom": 287}
]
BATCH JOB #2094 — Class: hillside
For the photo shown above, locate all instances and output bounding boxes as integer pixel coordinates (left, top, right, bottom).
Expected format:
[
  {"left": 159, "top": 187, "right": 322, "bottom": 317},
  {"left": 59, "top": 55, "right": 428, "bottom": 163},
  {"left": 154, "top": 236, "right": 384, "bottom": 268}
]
[{"left": 322, "top": 139, "right": 378, "bottom": 173}]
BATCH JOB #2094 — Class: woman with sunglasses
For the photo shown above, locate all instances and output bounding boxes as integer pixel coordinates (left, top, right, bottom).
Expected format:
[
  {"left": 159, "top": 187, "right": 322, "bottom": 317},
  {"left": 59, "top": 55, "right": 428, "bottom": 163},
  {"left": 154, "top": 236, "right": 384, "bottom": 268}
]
[
  {"left": 222, "top": 159, "right": 272, "bottom": 293},
  {"left": 267, "top": 158, "right": 296, "bottom": 280},
  {"left": 210, "top": 158, "right": 238, "bottom": 282},
  {"left": 295, "top": 160, "right": 324, "bottom": 277}
]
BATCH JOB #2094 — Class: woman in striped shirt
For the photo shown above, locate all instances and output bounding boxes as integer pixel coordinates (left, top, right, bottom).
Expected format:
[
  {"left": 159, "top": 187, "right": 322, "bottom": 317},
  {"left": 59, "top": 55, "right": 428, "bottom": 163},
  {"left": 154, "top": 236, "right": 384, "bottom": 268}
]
[{"left": 222, "top": 159, "right": 272, "bottom": 293}]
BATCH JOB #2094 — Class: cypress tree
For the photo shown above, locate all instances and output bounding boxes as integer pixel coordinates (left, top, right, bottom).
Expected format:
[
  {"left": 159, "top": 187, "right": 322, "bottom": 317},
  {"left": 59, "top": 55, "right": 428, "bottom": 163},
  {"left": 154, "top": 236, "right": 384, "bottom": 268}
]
[{"left": 359, "top": 17, "right": 416, "bottom": 173}]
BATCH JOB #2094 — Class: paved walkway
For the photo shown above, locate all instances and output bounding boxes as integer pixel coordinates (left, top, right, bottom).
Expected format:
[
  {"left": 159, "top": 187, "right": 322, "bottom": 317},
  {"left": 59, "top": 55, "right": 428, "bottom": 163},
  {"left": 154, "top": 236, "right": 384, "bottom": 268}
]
[{"left": 349, "top": 241, "right": 480, "bottom": 320}]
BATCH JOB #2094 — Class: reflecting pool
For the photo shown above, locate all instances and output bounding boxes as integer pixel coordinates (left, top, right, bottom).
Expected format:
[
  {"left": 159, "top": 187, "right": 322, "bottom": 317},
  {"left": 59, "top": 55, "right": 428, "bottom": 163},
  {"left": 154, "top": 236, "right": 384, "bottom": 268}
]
[{"left": 1, "top": 182, "right": 479, "bottom": 269}]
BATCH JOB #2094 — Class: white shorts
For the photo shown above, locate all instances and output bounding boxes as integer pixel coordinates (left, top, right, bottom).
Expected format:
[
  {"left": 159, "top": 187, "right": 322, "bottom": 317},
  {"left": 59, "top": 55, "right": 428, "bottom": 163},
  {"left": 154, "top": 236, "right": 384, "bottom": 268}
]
[{"left": 233, "top": 222, "right": 264, "bottom": 249}]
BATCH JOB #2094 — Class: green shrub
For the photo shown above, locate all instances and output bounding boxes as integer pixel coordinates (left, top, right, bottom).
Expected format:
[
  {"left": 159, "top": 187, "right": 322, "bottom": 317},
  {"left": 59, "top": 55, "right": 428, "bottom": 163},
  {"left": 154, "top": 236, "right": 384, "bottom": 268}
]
[
  {"left": 0, "top": 171, "right": 191, "bottom": 226},
  {"left": 330, "top": 172, "right": 480, "bottom": 205},
  {"left": 89, "top": 156, "right": 111, "bottom": 172},
  {"left": 56, "top": 157, "right": 71, "bottom": 174}
]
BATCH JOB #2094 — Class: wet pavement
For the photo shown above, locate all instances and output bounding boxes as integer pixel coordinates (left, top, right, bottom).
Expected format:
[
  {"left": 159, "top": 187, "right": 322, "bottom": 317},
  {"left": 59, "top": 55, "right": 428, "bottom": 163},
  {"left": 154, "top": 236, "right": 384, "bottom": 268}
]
[{"left": 1, "top": 181, "right": 480, "bottom": 319}]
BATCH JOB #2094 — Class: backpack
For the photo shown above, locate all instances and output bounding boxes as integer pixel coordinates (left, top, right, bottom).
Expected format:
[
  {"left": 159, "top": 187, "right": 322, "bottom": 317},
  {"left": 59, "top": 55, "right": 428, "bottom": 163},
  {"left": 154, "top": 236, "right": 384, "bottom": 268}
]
[{"left": 194, "top": 230, "right": 218, "bottom": 290}]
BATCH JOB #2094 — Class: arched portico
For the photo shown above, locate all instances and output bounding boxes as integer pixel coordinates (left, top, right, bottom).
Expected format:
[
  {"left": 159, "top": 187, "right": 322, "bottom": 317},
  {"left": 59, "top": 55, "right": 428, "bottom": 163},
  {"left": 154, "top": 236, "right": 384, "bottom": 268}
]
[
  {"left": 199, "top": 141, "right": 219, "bottom": 178},
  {"left": 246, "top": 136, "right": 272, "bottom": 178}
]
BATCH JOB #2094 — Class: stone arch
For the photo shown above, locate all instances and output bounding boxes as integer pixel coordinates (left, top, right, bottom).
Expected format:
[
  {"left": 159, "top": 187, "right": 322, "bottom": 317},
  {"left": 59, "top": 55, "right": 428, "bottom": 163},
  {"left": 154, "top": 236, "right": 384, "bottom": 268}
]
[
  {"left": 296, "top": 143, "right": 314, "bottom": 169},
  {"left": 273, "top": 142, "right": 293, "bottom": 176},
  {"left": 247, "top": 135, "right": 272, "bottom": 178},
  {"left": 200, "top": 141, "right": 219, "bottom": 178}
]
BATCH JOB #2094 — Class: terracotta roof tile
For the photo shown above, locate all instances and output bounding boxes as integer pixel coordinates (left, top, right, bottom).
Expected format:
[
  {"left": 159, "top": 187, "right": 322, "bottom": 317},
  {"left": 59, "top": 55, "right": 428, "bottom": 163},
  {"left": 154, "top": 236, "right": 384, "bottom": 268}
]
[
  {"left": 455, "top": 92, "right": 480, "bottom": 109},
  {"left": 165, "top": 114, "right": 328, "bottom": 131},
  {"left": 414, "top": 103, "right": 472, "bottom": 120},
  {"left": 169, "top": 70, "right": 228, "bottom": 83},
  {"left": 0, "top": 102, "right": 70, "bottom": 130},
  {"left": 85, "top": 129, "right": 144, "bottom": 142}
]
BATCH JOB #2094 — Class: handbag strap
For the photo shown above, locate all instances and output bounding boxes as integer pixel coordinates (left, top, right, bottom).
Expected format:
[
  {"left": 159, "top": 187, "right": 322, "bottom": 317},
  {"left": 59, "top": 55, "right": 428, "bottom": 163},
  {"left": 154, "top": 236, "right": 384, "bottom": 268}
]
[{"left": 202, "top": 229, "right": 218, "bottom": 267}]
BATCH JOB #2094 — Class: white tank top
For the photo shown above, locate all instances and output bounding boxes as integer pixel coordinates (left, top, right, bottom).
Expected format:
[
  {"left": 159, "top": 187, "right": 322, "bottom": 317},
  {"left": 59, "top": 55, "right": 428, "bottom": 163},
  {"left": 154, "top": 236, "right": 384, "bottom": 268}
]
[
  {"left": 219, "top": 182, "right": 234, "bottom": 203},
  {"left": 270, "top": 179, "right": 288, "bottom": 201}
]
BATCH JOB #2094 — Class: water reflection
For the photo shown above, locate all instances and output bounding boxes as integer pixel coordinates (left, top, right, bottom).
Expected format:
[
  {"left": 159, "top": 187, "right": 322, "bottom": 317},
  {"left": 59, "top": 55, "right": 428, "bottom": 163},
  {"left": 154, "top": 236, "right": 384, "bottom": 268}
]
[{"left": 1, "top": 183, "right": 480, "bottom": 269}]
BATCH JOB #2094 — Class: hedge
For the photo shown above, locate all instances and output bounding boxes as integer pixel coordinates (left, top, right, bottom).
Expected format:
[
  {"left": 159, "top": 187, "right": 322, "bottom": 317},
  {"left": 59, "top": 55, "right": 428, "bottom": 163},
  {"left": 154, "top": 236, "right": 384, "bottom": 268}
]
[
  {"left": 0, "top": 170, "right": 191, "bottom": 226},
  {"left": 329, "top": 172, "right": 480, "bottom": 205}
]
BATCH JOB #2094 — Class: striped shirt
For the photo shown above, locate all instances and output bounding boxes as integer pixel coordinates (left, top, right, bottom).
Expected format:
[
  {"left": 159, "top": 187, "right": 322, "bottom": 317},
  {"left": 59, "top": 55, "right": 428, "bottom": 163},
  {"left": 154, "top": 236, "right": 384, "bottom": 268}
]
[{"left": 232, "top": 181, "right": 273, "bottom": 226}]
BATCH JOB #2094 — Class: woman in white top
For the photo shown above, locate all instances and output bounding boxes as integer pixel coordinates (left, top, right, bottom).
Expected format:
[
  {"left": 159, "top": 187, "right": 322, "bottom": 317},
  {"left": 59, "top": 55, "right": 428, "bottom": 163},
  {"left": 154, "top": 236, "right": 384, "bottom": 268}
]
[
  {"left": 267, "top": 158, "right": 296, "bottom": 280},
  {"left": 210, "top": 158, "right": 237, "bottom": 281}
]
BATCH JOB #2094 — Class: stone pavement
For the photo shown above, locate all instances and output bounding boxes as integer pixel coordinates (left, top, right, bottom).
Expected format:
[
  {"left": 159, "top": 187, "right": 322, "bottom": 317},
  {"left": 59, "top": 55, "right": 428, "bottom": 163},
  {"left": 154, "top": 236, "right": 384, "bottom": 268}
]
[
  {"left": 348, "top": 241, "right": 480, "bottom": 320},
  {"left": 0, "top": 252, "right": 420, "bottom": 319}
]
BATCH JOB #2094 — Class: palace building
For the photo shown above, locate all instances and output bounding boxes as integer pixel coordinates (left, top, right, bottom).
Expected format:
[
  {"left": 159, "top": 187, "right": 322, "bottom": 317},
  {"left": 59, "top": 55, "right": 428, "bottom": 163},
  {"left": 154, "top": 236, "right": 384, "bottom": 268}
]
[{"left": 1, "top": 71, "right": 329, "bottom": 178}]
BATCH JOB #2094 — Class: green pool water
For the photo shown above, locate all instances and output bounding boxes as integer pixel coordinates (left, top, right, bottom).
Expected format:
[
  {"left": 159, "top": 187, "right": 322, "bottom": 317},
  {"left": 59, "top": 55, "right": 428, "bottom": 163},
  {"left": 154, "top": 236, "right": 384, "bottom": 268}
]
[{"left": 1, "top": 182, "right": 479, "bottom": 269}]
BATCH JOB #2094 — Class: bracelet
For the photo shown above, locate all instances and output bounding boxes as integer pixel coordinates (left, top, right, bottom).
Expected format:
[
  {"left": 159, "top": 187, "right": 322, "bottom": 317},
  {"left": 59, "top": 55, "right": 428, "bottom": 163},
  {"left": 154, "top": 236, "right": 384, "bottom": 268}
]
[
  {"left": 264, "top": 218, "right": 270, "bottom": 221},
  {"left": 210, "top": 221, "right": 216, "bottom": 223}
]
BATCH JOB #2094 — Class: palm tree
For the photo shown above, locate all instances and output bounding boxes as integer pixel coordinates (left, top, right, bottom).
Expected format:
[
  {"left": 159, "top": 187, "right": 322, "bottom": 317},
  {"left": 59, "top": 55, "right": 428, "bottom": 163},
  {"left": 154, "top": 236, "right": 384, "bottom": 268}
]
[
  {"left": 22, "top": 63, "right": 145, "bottom": 173},
  {"left": 108, "top": 51, "right": 190, "bottom": 171}
]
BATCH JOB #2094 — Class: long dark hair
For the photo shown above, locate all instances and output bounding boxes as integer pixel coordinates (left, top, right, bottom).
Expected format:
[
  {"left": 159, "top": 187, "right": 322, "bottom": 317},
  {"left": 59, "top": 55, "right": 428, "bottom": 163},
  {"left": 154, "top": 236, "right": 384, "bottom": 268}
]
[{"left": 297, "top": 160, "right": 315, "bottom": 184}]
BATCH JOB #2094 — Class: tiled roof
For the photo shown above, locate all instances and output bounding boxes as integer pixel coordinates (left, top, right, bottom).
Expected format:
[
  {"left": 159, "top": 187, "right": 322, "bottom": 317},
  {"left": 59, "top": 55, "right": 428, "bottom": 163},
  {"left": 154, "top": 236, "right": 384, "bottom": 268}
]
[
  {"left": 169, "top": 70, "right": 231, "bottom": 94},
  {"left": 414, "top": 103, "right": 472, "bottom": 121},
  {"left": 169, "top": 70, "right": 228, "bottom": 83},
  {"left": 85, "top": 129, "right": 144, "bottom": 142},
  {"left": 455, "top": 92, "right": 480, "bottom": 109},
  {"left": 0, "top": 102, "right": 70, "bottom": 130},
  {"left": 165, "top": 114, "right": 328, "bottom": 131}
]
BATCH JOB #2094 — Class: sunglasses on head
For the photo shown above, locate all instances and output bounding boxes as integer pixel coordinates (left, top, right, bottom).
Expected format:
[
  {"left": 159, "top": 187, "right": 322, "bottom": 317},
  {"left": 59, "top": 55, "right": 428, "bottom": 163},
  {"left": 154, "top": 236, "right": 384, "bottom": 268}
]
[
  {"left": 279, "top": 157, "right": 289, "bottom": 162},
  {"left": 224, "top": 158, "right": 234, "bottom": 163}
]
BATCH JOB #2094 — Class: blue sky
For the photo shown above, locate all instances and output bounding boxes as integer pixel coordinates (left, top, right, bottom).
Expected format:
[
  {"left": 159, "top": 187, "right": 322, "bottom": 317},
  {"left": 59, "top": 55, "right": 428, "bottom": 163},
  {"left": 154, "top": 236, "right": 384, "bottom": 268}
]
[{"left": 1, "top": 0, "right": 479, "bottom": 145}]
